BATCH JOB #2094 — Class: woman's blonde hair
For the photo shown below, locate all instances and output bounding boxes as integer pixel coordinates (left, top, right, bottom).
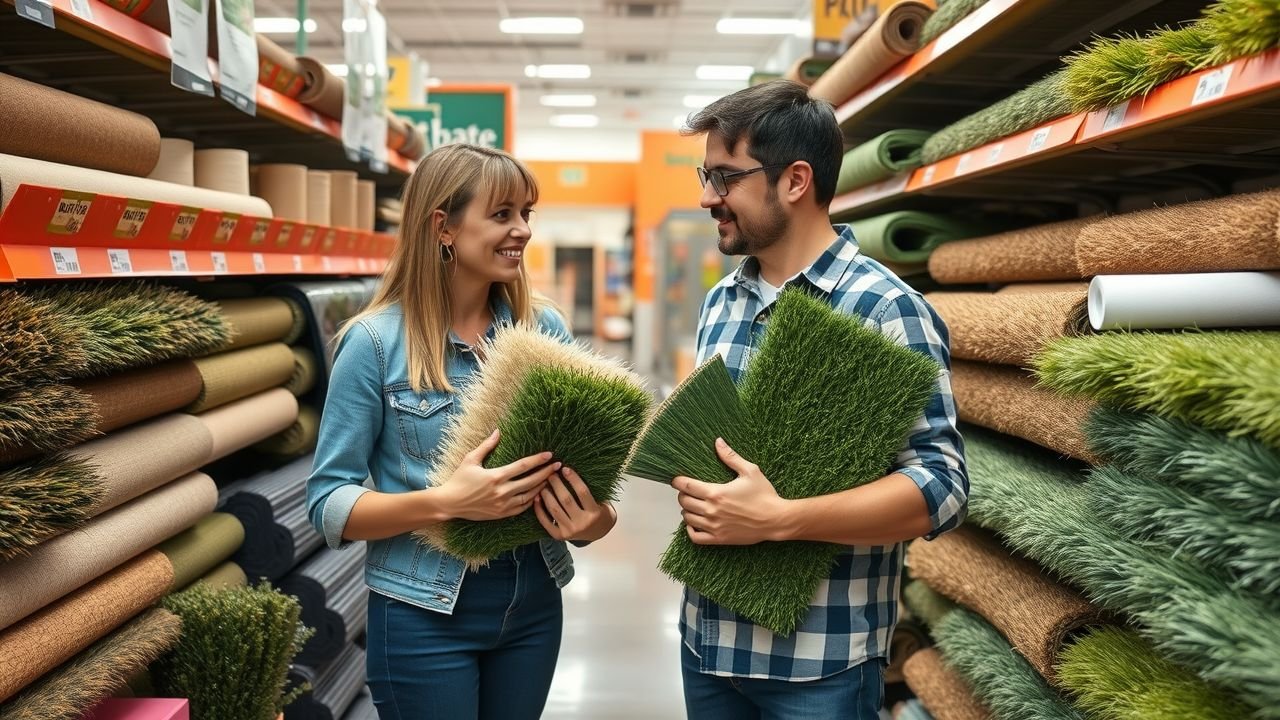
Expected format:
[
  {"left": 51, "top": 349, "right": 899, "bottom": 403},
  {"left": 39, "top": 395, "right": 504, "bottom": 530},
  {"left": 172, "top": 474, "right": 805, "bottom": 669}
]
[{"left": 340, "top": 143, "right": 549, "bottom": 392}]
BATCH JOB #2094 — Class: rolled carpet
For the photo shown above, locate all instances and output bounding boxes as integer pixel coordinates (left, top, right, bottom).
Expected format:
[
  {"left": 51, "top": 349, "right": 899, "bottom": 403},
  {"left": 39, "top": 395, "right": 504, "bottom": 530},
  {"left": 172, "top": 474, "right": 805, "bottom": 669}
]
[
  {"left": 0, "top": 609, "right": 181, "bottom": 720},
  {"left": 196, "top": 387, "right": 300, "bottom": 461},
  {"left": 278, "top": 545, "right": 368, "bottom": 667},
  {"left": 924, "top": 291, "right": 1089, "bottom": 367},
  {"left": 921, "top": 72, "right": 1073, "bottom": 165},
  {"left": 0, "top": 384, "right": 98, "bottom": 462},
  {"left": 783, "top": 56, "right": 836, "bottom": 86},
  {"left": 156, "top": 512, "right": 246, "bottom": 591},
  {"left": 1075, "top": 190, "right": 1280, "bottom": 276},
  {"left": 254, "top": 405, "right": 321, "bottom": 457},
  {"left": 76, "top": 360, "right": 203, "bottom": 435},
  {"left": 0, "top": 472, "right": 216, "bottom": 631},
  {"left": 904, "top": 580, "right": 958, "bottom": 628},
  {"left": 902, "top": 648, "right": 990, "bottom": 720},
  {"left": 997, "top": 282, "right": 1091, "bottom": 294},
  {"left": 0, "top": 454, "right": 101, "bottom": 561},
  {"left": 848, "top": 212, "right": 985, "bottom": 264},
  {"left": 195, "top": 561, "right": 248, "bottom": 590},
  {"left": 1087, "top": 272, "right": 1280, "bottom": 331},
  {"left": 219, "top": 455, "right": 324, "bottom": 581},
  {"left": 809, "top": 1, "right": 932, "bottom": 105},
  {"left": 0, "top": 551, "right": 172, "bottom": 702},
  {"left": 70, "top": 413, "right": 213, "bottom": 517},
  {"left": 216, "top": 297, "right": 298, "bottom": 351},
  {"left": 341, "top": 691, "right": 376, "bottom": 720},
  {"left": 287, "top": 347, "right": 321, "bottom": 397},
  {"left": 907, "top": 525, "right": 1109, "bottom": 683},
  {"left": 285, "top": 643, "right": 366, "bottom": 720},
  {"left": 951, "top": 360, "right": 1098, "bottom": 462},
  {"left": 0, "top": 153, "right": 272, "bottom": 217},
  {"left": 297, "top": 57, "right": 346, "bottom": 120},
  {"left": 920, "top": 0, "right": 988, "bottom": 44},
  {"left": 0, "top": 73, "right": 160, "bottom": 178},
  {"left": 269, "top": 281, "right": 376, "bottom": 378},
  {"left": 927, "top": 218, "right": 1093, "bottom": 285},
  {"left": 257, "top": 35, "right": 307, "bottom": 99},
  {"left": 283, "top": 298, "right": 309, "bottom": 345},
  {"left": 187, "top": 342, "right": 296, "bottom": 413},
  {"left": 836, "top": 129, "right": 933, "bottom": 194}
]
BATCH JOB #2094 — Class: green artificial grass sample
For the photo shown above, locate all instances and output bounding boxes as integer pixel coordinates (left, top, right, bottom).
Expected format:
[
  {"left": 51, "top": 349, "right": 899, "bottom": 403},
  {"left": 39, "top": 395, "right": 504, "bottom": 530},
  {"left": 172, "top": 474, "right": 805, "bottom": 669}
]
[
  {"left": 1035, "top": 331, "right": 1280, "bottom": 450},
  {"left": 0, "top": 454, "right": 103, "bottom": 560},
  {"left": 935, "top": 607, "right": 1085, "bottom": 720},
  {"left": 154, "top": 582, "right": 312, "bottom": 720},
  {"left": 1202, "top": 0, "right": 1280, "bottom": 65},
  {"left": 0, "top": 290, "right": 91, "bottom": 393},
  {"left": 920, "top": 0, "right": 989, "bottom": 45},
  {"left": 921, "top": 72, "right": 1074, "bottom": 164},
  {"left": 0, "top": 384, "right": 99, "bottom": 458},
  {"left": 650, "top": 289, "right": 939, "bottom": 636},
  {"left": 903, "top": 579, "right": 958, "bottom": 628},
  {"left": 1059, "top": 626, "right": 1255, "bottom": 720},
  {"left": 1086, "top": 408, "right": 1280, "bottom": 520},
  {"left": 1063, "top": 26, "right": 1215, "bottom": 113},
  {"left": 836, "top": 129, "right": 934, "bottom": 194},
  {"left": 442, "top": 365, "right": 652, "bottom": 561}
]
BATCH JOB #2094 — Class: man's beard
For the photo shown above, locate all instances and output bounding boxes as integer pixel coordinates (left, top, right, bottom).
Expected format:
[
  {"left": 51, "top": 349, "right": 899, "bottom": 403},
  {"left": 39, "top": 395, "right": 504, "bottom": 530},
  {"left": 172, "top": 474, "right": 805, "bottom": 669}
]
[{"left": 712, "top": 194, "right": 788, "bottom": 257}]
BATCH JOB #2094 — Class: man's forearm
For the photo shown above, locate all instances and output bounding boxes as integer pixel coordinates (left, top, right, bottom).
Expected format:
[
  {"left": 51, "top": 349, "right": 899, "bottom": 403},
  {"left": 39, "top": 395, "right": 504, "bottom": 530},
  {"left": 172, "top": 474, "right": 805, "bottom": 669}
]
[{"left": 773, "top": 472, "right": 934, "bottom": 545}]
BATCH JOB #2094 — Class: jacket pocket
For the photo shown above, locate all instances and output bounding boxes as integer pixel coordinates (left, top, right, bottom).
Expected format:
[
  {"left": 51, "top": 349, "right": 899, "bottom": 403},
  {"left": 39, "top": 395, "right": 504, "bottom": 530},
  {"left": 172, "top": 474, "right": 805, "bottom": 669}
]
[{"left": 387, "top": 387, "right": 454, "bottom": 464}]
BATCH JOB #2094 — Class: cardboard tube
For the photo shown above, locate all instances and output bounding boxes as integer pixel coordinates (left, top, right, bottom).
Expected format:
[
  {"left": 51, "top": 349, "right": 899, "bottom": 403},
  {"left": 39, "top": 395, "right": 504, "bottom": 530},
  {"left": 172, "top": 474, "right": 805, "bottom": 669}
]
[
  {"left": 329, "top": 170, "right": 358, "bottom": 229},
  {"left": 357, "top": 180, "right": 376, "bottom": 231},
  {"left": 297, "top": 57, "right": 346, "bottom": 120},
  {"left": 307, "top": 171, "right": 332, "bottom": 226},
  {"left": 147, "top": 138, "right": 195, "bottom": 186},
  {"left": 809, "top": 0, "right": 932, "bottom": 105},
  {"left": 194, "top": 149, "right": 250, "bottom": 196},
  {"left": 255, "top": 163, "right": 308, "bottom": 221}
]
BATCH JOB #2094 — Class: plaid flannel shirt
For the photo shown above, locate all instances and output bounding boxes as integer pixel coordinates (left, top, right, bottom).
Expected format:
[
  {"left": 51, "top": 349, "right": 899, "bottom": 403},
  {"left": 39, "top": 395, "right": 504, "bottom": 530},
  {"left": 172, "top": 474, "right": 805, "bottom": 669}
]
[{"left": 682, "top": 225, "right": 968, "bottom": 681}]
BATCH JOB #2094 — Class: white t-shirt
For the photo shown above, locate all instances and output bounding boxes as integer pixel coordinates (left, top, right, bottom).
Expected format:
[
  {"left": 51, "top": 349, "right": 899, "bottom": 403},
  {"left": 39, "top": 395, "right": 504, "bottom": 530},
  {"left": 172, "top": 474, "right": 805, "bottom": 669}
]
[{"left": 757, "top": 272, "right": 801, "bottom": 307}]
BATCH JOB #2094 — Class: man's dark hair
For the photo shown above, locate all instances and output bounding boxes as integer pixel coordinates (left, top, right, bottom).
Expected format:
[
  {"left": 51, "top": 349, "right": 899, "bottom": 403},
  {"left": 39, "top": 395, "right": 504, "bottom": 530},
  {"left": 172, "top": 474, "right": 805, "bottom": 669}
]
[{"left": 684, "top": 80, "right": 843, "bottom": 207}]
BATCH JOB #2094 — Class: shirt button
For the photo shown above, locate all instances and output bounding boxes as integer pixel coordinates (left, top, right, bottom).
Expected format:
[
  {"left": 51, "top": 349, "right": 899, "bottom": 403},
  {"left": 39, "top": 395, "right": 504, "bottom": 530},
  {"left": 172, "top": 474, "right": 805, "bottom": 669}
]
[{"left": 419, "top": 400, "right": 428, "bottom": 410}]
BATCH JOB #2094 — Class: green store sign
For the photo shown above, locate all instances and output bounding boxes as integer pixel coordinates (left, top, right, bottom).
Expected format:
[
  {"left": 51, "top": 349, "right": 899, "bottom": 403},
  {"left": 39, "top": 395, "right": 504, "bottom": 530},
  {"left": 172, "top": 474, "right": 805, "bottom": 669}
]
[{"left": 394, "top": 85, "right": 513, "bottom": 153}]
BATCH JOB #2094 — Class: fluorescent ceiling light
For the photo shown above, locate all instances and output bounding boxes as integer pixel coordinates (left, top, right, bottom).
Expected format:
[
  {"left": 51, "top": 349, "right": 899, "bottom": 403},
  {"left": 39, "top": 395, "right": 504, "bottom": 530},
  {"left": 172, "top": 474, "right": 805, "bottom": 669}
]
[
  {"left": 696, "top": 64, "right": 754, "bottom": 81},
  {"left": 254, "top": 17, "right": 316, "bottom": 33},
  {"left": 683, "top": 94, "right": 719, "bottom": 109},
  {"left": 716, "top": 18, "right": 807, "bottom": 35},
  {"left": 540, "top": 94, "right": 597, "bottom": 107},
  {"left": 500, "top": 16, "right": 584, "bottom": 34},
  {"left": 550, "top": 114, "right": 600, "bottom": 128},
  {"left": 343, "top": 18, "right": 368, "bottom": 32},
  {"left": 524, "top": 64, "right": 591, "bottom": 79},
  {"left": 325, "top": 63, "right": 349, "bottom": 77}
]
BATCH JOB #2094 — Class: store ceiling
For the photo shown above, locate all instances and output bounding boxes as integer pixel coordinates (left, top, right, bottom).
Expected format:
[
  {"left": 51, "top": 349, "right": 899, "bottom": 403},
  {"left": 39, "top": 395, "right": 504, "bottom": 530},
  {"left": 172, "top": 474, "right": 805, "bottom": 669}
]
[{"left": 257, "top": 0, "right": 808, "bottom": 134}]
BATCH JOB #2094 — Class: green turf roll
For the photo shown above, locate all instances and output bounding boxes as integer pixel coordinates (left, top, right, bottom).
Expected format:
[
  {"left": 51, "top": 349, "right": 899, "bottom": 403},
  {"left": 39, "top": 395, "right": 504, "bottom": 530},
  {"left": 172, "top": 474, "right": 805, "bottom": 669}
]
[
  {"left": 156, "top": 512, "right": 247, "bottom": 591},
  {"left": 849, "top": 212, "right": 986, "bottom": 264},
  {"left": 921, "top": 72, "right": 1073, "bottom": 165},
  {"left": 1063, "top": 26, "right": 1215, "bottom": 113},
  {"left": 836, "top": 129, "right": 933, "bottom": 194},
  {"left": 903, "top": 580, "right": 958, "bottom": 628},
  {"left": 1203, "top": 0, "right": 1280, "bottom": 65},
  {"left": 920, "top": 0, "right": 988, "bottom": 45}
]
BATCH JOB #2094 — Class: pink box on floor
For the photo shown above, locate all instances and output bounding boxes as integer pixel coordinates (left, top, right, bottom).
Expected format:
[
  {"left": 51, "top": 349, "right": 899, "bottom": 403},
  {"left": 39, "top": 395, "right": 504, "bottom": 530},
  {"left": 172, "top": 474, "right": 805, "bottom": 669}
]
[{"left": 82, "top": 699, "right": 189, "bottom": 720}]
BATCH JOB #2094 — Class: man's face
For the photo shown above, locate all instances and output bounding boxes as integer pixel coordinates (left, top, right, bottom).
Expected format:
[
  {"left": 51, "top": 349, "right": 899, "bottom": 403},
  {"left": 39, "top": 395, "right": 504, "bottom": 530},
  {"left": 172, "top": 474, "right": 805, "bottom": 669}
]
[{"left": 699, "top": 136, "right": 789, "bottom": 257}]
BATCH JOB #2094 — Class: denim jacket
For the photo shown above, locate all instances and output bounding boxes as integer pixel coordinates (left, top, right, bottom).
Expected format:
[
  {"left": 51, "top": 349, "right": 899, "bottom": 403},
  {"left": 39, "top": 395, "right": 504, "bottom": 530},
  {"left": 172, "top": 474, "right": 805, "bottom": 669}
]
[{"left": 306, "top": 300, "right": 576, "bottom": 614}]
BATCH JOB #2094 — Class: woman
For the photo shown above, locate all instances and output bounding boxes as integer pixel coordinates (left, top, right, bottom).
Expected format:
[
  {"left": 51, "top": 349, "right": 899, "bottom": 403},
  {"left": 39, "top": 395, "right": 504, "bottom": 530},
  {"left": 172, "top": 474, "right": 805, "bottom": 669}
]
[{"left": 307, "top": 144, "right": 618, "bottom": 720}]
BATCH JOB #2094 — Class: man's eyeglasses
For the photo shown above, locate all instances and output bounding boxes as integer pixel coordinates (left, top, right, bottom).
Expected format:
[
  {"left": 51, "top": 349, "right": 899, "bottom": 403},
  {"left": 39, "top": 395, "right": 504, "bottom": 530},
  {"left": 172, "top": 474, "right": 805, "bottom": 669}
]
[{"left": 697, "top": 164, "right": 790, "bottom": 197}]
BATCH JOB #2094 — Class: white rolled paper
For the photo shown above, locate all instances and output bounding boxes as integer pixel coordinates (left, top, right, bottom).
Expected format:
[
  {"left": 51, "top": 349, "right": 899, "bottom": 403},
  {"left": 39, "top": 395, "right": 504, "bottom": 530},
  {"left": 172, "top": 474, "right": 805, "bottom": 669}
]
[{"left": 1088, "top": 272, "right": 1280, "bottom": 331}]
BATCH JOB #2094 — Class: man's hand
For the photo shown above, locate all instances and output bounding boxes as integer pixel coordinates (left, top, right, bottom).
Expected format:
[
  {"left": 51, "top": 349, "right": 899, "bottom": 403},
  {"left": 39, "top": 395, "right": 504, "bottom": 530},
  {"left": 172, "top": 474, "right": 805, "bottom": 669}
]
[{"left": 672, "top": 438, "right": 791, "bottom": 545}]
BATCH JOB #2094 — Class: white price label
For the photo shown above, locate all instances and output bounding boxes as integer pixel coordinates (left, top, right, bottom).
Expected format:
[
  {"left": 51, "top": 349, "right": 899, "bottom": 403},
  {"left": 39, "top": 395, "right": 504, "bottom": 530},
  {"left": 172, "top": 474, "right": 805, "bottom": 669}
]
[
  {"left": 253, "top": 253, "right": 266, "bottom": 273},
  {"left": 50, "top": 247, "right": 81, "bottom": 275},
  {"left": 1191, "top": 66, "right": 1233, "bottom": 105},
  {"left": 70, "top": 0, "right": 93, "bottom": 19},
  {"left": 211, "top": 252, "right": 229, "bottom": 273},
  {"left": 322, "top": 256, "right": 333, "bottom": 271},
  {"left": 107, "top": 249, "right": 133, "bottom": 274},
  {"left": 169, "top": 250, "right": 189, "bottom": 272},
  {"left": 922, "top": 166, "right": 936, "bottom": 184},
  {"left": 292, "top": 255, "right": 304, "bottom": 272},
  {"left": 956, "top": 153, "right": 974, "bottom": 174},
  {"left": 1102, "top": 102, "right": 1130, "bottom": 132},
  {"left": 1028, "top": 127, "right": 1052, "bottom": 152},
  {"left": 986, "top": 143, "right": 1004, "bottom": 165}
]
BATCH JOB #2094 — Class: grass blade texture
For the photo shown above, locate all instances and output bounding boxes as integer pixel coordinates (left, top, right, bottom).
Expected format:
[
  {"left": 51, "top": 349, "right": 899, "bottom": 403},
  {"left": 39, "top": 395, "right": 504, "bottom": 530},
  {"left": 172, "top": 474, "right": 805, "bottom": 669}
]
[
  {"left": 1063, "top": 26, "right": 1214, "bottom": 113},
  {"left": 1086, "top": 407, "right": 1280, "bottom": 520},
  {"left": 1035, "top": 331, "right": 1280, "bottom": 450},
  {"left": 0, "top": 384, "right": 99, "bottom": 459},
  {"left": 920, "top": 0, "right": 988, "bottom": 45},
  {"left": 904, "top": 580, "right": 958, "bottom": 628},
  {"left": 921, "top": 72, "right": 1074, "bottom": 164},
  {"left": 1202, "top": 0, "right": 1280, "bottom": 65},
  {"left": 659, "top": 289, "right": 939, "bottom": 636},
  {"left": 964, "top": 426, "right": 1280, "bottom": 716},
  {"left": 0, "top": 454, "right": 103, "bottom": 560},
  {"left": 1059, "top": 626, "right": 1255, "bottom": 720},
  {"left": 0, "top": 290, "right": 90, "bottom": 393},
  {"left": 0, "top": 608, "right": 182, "bottom": 720},
  {"left": 935, "top": 608, "right": 1084, "bottom": 720}
]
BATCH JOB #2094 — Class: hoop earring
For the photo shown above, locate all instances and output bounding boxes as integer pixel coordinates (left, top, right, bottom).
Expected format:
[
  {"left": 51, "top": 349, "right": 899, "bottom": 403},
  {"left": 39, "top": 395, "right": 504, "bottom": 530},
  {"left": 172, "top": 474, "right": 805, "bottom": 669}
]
[{"left": 440, "top": 244, "right": 455, "bottom": 263}]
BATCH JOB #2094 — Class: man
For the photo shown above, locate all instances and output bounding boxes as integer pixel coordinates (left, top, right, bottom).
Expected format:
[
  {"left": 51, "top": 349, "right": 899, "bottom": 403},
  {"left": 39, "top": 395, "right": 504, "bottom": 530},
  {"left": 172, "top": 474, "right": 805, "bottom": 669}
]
[{"left": 673, "top": 80, "right": 968, "bottom": 719}]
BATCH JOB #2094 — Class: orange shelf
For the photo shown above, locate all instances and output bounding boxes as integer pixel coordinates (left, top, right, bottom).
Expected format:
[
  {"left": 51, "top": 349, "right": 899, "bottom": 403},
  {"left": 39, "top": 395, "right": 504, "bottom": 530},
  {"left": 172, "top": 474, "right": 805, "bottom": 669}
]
[
  {"left": 906, "top": 112, "right": 1085, "bottom": 191},
  {"left": 830, "top": 173, "right": 912, "bottom": 217}
]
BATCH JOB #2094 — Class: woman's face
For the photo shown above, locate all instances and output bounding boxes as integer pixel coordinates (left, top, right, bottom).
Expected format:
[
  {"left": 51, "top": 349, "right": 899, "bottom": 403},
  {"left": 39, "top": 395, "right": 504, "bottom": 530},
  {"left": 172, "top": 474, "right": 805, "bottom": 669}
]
[{"left": 445, "top": 190, "right": 534, "bottom": 285}]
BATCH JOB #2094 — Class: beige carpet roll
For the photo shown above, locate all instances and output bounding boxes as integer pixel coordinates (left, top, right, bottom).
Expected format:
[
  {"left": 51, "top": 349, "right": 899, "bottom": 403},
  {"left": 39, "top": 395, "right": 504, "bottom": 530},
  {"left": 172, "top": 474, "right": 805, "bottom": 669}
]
[
  {"left": 253, "top": 404, "right": 320, "bottom": 456},
  {"left": 0, "top": 153, "right": 271, "bottom": 216},
  {"left": 194, "top": 148, "right": 250, "bottom": 196},
  {"left": 147, "top": 138, "right": 194, "bottom": 186},
  {"left": 156, "top": 513, "right": 245, "bottom": 590},
  {"left": 925, "top": 291, "right": 1088, "bottom": 366},
  {"left": 907, "top": 526, "right": 1109, "bottom": 683},
  {"left": 0, "top": 551, "right": 172, "bottom": 702},
  {"left": 283, "top": 298, "right": 308, "bottom": 345},
  {"left": 903, "top": 648, "right": 991, "bottom": 720},
  {"left": 297, "top": 57, "right": 346, "bottom": 120},
  {"left": 1076, "top": 190, "right": 1280, "bottom": 276},
  {"left": 928, "top": 218, "right": 1092, "bottom": 285},
  {"left": 307, "top": 171, "right": 333, "bottom": 225},
  {"left": 997, "top": 282, "right": 1091, "bottom": 294},
  {"left": 0, "top": 73, "right": 161, "bottom": 178},
  {"left": 188, "top": 343, "right": 296, "bottom": 413},
  {"left": 0, "top": 472, "right": 216, "bottom": 632},
  {"left": 257, "top": 35, "right": 307, "bottom": 98},
  {"left": 784, "top": 56, "right": 836, "bottom": 87},
  {"left": 217, "top": 297, "right": 297, "bottom": 350},
  {"left": 287, "top": 347, "right": 320, "bottom": 396},
  {"left": 254, "top": 164, "right": 308, "bottom": 221},
  {"left": 197, "top": 561, "right": 247, "bottom": 590},
  {"left": 329, "top": 170, "right": 358, "bottom": 228},
  {"left": 357, "top": 180, "right": 376, "bottom": 231},
  {"left": 809, "top": 1, "right": 932, "bottom": 105},
  {"left": 68, "top": 414, "right": 213, "bottom": 517},
  {"left": 76, "top": 360, "right": 203, "bottom": 435},
  {"left": 197, "top": 388, "right": 299, "bottom": 460},
  {"left": 951, "top": 360, "right": 1098, "bottom": 463}
]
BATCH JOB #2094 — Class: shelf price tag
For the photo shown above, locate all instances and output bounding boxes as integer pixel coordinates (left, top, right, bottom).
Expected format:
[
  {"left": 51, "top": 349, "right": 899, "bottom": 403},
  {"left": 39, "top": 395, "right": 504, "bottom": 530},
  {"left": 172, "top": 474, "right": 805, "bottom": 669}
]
[
  {"left": 48, "top": 192, "right": 93, "bottom": 235},
  {"left": 955, "top": 153, "right": 974, "bottom": 175},
  {"left": 250, "top": 219, "right": 270, "bottom": 245},
  {"left": 211, "top": 251, "right": 229, "bottom": 273},
  {"left": 253, "top": 253, "right": 266, "bottom": 273},
  {"left": 986, "top": 143, "right": 1004, "bottom": 166},
  {"left": 169, "top": 250, "right": 190, "bottom": 272},
  {"left": 170, "top": 207, "right": 200, "bottom": 242},
  {"left": 292, "top": 254, "right": 304, "bottom": 272},
  {"left": 922, "top": 166, "right": 937, "bottom": 184},
  {"left": 214, "top": 213, "right": 240, "bottom": 244},
  {"left": 108, "top": 249, "right": 133, "bottom": 274},
  {"left": 16, "top": 0, "right": 55, "bottom": 27},
  {"left": 1028, "top": 127, "right": 1051, "bottom": 152},
  {"left": 1191, "top": 66, "right": 1233, "bottom": 105},
  {"left": 69, "top": 0, "right": 93, "bottom": 19},
  {"left": 50, "top": 247, "right": 81, "bottom": 275},
  {"left": 1102, "top": 101, "right": 1130, "bottom": 132},
  {"left": 114, "top": 201, "right": 151, "bottom": 239},
  {"left": 322, "top": 256, "right": 333, "bottom": 271}
]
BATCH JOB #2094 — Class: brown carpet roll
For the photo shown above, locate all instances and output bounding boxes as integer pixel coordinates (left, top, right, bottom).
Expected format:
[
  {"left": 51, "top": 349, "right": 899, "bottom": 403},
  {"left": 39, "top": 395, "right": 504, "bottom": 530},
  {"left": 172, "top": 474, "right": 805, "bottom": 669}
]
[
  {"left": 68, "top": 414, "right": 213, "bottom": 518},
  {"left": 254, "top": 164, "right": 308, "bottom": 221},
  {"left": 216, "top": 297, "right": 297, "bottom": 350},
  {"left": 306, "top": 171, "right": 333, "bottom": 225},
  {"left": 147, "top": 138, "right": 194, "bottom": 186},
  {"left": 257, "top": 35, "right": 307, "bottom": 98},
  {"left": 297, "top": 57, "right": 346, "bottom": 120},
  {"left": 928, "top": 218, "right": 1093, "bottom": 285},
  {"left": 283, "top": 298, "right": 308, "bottom": 345},
  {"left": 156, "top": 512, "right": 245, "bottom": 590},
  {"left": 357, "top": 180, "right": 376, "bottom": 232},
  {"left": 1076, "top": 190, "right": 1280, "bottom": 276},
  {"left": 252, "top": 404, "right": 320, "bottom": 456},
  {"left": 187, "top": 343, "right": 296, "bottom": 413},
  {"left": 194, "top": 149, "right": 250, "bottom": 196},
  {"left": 951, "top": 360, "right": 1098, "bottom": 463},
  {"left": 784, "top": 56, "right": 836, "bottom": 86},
  {"left": 808, "top": 1, "right": 932, "bottom": 105},
  {"left": 197, "top": 388, "right": 299, "bottom": 461},
  {"left": 197, "top": 561, "right": 248, "bottom": 590},
  {"left": 329, "top": 170, "right": 359, "bottom": 229},
  {"left": 907, "top": 526, "right": 1109, "bottom": 683},
  {"left": 997, "top": 282, "right": 1091, "bottom": 294},
  {"left": 0, "top": 73, "right": 161, "bottom": 178},
  {"left": 0, "top": 472, "right": 216, "bottom": 632},
  {"left": 926, "top": 291, "right": 1088, "bottom": 367},
  {"left": 286, "top": 347, "right": 320, "bottom": 396},
  {"left": 903, "top": 648, "right": 991, "bottom": 720},
  {"left": 0, "top": 551, "right": 172, "bottom": 702},
  {"left": 75, "top": 361, "right": 203, "bottom": 436}
]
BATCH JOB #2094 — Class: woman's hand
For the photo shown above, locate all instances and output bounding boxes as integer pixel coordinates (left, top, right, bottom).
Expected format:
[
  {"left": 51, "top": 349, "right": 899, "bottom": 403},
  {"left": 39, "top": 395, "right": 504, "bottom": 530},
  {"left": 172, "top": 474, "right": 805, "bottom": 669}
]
[
  {"left": 436, "top": 429, "right": 560, "bottom": 521},
  {"left": 534, "top": 467, "right": 618, "bottom": 543}
]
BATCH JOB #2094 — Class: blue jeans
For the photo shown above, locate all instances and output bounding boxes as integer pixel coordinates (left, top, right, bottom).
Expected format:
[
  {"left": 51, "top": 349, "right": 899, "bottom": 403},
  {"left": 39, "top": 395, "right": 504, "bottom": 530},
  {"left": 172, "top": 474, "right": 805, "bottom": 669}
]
[
  {"left": 681, "top": 643, "right": 885, "bottom": 720},
  {"left": 366, "top": 544, "right": 563, "bottom": 720}
]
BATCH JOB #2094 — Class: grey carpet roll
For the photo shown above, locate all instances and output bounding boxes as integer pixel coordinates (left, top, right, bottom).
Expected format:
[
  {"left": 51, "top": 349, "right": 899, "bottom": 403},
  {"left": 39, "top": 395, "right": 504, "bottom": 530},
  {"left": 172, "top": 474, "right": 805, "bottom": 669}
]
[
  {"left": 286, "top": 643, "right": 367, "bottom": 720},
  {"left": 218, "top": 455, "right": 324, "bottom": 581},
  {"left": 269, "top": 281, "right": 378, "bottom": 388},
  {"left": 341, "top": 691, "right": 377, "bottom": 720},
  {"left": 279, "top": 544, "right": 369, "bottom": 667}
]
